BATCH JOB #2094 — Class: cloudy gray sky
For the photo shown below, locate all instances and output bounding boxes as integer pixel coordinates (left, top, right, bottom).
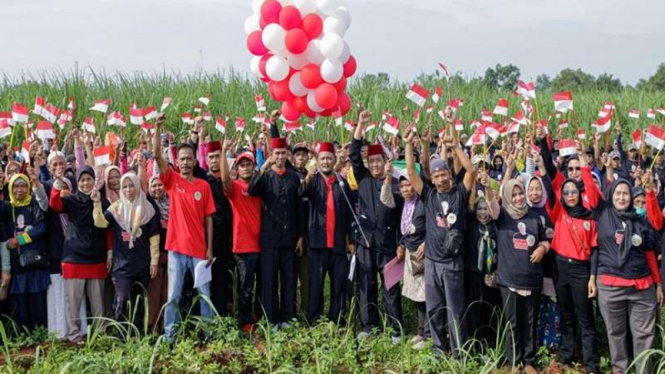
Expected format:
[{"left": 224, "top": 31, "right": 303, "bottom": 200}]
[{"left": 3, "top": 0, "right": 664, "bottom": 84}]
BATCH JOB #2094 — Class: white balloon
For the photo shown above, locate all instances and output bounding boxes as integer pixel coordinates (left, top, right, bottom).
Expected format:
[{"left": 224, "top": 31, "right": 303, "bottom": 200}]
[
  {"left": 262, "top": 24, "right": 286, "bottom": 53},
  {"left": 289, "top": 73, "right": 309, "bottom": 97},
  {"left": 252, "top": 0, "right": 264, "bottom": 14},
  {"left": 278, "top": 0, "right": 294, "bottom": 5},
  {"left": 333, "top": 6, "right": 351, "bottom": 28},
  {"left": 294, "top": 0, "right": 317, "bottom": 14},
  {"left": 266, "top": 56, "right": 290, "bottom": 81},
  {"left": 305, "top": 39, "right": 325, "bottom": 65},
  {"left": 323, "top": 16, "right": 347, "bottom": 37},
  {"left": 307, "top": 91, "right": 324, "bottom": 113},
  {"left": 316, "top": 0, "right": 343, "bottom": 15},
  {"left": 339, "top": 41, "right": 350, "bottom": 63},
  {"left": 244, "top": 14, "right": 260, "bottom": 35},
  {"left": 250, "top": 55, "right": 264, "bottom": 78},
  {"left": 287, "top": 52, "right": 309, "bottom": 70},
  {"left": 320, "top": 59, "right": 343, "bottom": 83},
  {"left": 320, "top": 34, "right": 343, "bottom": 60}
]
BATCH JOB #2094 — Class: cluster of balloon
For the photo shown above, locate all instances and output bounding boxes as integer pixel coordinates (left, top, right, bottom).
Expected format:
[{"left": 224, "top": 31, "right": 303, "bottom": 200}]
[{"left": 245, "top": 0, "right": 357, "bottom": 121}]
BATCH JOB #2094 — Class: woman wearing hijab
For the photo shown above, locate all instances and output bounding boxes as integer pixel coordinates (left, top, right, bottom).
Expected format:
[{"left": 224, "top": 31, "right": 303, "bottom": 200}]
[
  {"left": 146, "top": 176, "right": 169, "bottom": 332},
  {"left": 49, "top": 166, "right": 109, "bottom": 343},
  {"left": 582, "top": 152, "right": 662, "bottom": 374},
  {"left": 487, "top": 178, "right": 550, "bottom": 374},
  {"left": 3, "top": 173, "right": 49, "bottom": 331},
  {"left": 92, "top": 173, "right": 160, "bottom": 322},
  {"left": 3, "top": 161, "right": 22, "bottom": 201},
  {"left": 101, "top": 165, "right": 121, "bottom": 204}
]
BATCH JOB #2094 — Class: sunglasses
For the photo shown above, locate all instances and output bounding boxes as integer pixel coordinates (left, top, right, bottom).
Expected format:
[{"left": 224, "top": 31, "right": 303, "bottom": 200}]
[
  {"left": 563, "top": 189, "right": 580, "bottom": 196},
  {"left": 567, "top": 166, "right": 581, "bottom": 172}
]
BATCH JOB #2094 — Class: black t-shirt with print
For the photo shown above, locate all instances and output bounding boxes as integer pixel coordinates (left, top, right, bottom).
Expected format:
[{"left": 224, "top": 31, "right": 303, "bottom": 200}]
[{"left": 421, "top": 183, "right": 469, "bottom": 263}]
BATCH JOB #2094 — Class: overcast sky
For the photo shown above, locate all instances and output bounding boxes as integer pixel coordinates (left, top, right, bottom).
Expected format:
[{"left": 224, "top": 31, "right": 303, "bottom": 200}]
[{"left": 3, "top": 0, "right": 664, "bottom": 85}]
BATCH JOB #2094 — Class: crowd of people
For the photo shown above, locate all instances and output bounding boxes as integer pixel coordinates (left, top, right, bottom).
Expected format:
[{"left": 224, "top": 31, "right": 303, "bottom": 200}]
[{"left": 0, "top": 107, "right": 664, "bottom": 374}]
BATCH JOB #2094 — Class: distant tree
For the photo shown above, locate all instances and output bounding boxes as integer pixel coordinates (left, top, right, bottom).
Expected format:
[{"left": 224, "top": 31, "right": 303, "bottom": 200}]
[
  {"left": 535, "top": 74, "right": 552, "bottom": 91},
  {"left": 483, "top": 64, "right": 521, "bottom": 91},
  {"left": 595, "top": 73, "right": 623, "bottom": 92},
  {"left": 551, "top": 68, "right": 596, "bottom": 91},
  {"left": 636, "top": 63, "right": 665, "bottom": 91}
]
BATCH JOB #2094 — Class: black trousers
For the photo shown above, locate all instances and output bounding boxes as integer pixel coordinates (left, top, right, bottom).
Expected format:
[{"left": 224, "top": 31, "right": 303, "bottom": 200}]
[
  {"left": 500, "top": 287, "right": 540, "bottom": 368},
  {"left": 415, "top": 302, "right": 430, "bottom": 338},
  {"left": 211, "top": 223, "right": 233, "bottom": 316},
  {"left": 307, "top": 248, "right": 348, "bottom": 324},
  {"left": 112, "top": 276, "right": 150, "bottom": 323},
  {"left": 11, "top": 290, "right": 47, "bottom": 332},
  {"left": 554, "top": 257, "right": 600, "bottom": 373},
  {"left": 356, "top": 246, "right": 402, "bottom": 334},
  {"left": 260, "top": 246, "right": 296, "bottom": 324},
  {"left": 465, "top": 270, "right": 502, "bottom": 343},
  {"left": 235, "top": 253, "right": 260, "bottom": 327}
]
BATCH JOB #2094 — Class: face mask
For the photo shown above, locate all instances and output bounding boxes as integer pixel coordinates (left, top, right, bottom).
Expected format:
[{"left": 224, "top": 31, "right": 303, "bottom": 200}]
[{"left": 635, "top": 207, "right": 646, "bottom": 217}]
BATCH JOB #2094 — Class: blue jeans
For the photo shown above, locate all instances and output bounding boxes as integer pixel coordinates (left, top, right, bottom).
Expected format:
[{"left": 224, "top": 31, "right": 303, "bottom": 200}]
[{"left": 164, "top": 251, "right": 213, "bottom": 342}]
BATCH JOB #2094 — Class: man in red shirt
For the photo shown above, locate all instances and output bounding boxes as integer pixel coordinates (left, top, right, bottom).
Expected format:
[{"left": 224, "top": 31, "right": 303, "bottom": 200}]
[
  {"left": 153, "top": 116, "right": 216, "bottom": 343},
  {"left": 220, "top": 139, "right": 262, "bottom": 332}
]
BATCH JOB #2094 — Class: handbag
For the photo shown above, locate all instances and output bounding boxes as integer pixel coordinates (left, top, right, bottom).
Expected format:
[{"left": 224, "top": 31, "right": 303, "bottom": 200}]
[
  {"left": 410, "top": 254, "right": 424, "bottom": 276},
  {"left": 18, "top": 247, "right": 47, "bottom": 270}
]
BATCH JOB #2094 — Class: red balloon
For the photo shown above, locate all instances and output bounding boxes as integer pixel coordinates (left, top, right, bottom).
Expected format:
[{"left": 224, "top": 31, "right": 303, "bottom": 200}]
[
  {"left": 293, "top": 96, "right": 310, "bottom": 113},
  {"left": 259, "top": 17, "right": 268, "bottom": 30},
  {"left": 261, "top": 0, "right": 282, "bottom": 24},
  {"left": 267, "top": 82, "right": 277, "bottom": 100},
  {"left": 285, "top": 29, "right": 309, "bottom": 55},
  {"left": 261, "top": 76, "right": 270, "bottom": 83},
  {"left": 332, "top": 77, "right": 347, "bottom": 92},
  {"left": 273, "top": 80, "right": 294, "bottom": 101},
  {"left": 281, "top": 101, "right": 301, "bottom": 121},
  {"left": 336, "top": 92, "right": 351, "bottom": 116},
  {"left": 301, "top": 64, "right": 323, "bottom": 89},
  {"left": 279, "top": 6, "right": 302, "bottom": 30},
  {"left": 315, "top": 83, "right": 338, "bottom": 110},
  {"left": 301, "top": 14, "right": 323, "bottom": 39},
  {"left": 320, "top": 109, "right": 332, "bottom": 117},
  {"left": 305, "top": 110, "right": 316, "bottom": 119},
  {"left": 247, "top": 31, "right": 268, "bottom": 56},
  {"left": 343, "top": 56, "right": 357, "bottom": 78},
  {"left": 259, "top": 53, "right": 272, "bottom": 77}
]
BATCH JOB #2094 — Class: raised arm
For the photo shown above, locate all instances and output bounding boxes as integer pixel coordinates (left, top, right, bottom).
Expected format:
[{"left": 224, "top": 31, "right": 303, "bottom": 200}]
[
  {"left": 579, "top": 143, "right": 601, "bottom": 209},
  {"left": 404, "top": 131, "right": 424, "bottom": 196},
  {"left": 220, "top": 139, "right": 233, "bottom": 193},
  {"left": 153, "top": 114, "right": 168, "bottom": 176}
]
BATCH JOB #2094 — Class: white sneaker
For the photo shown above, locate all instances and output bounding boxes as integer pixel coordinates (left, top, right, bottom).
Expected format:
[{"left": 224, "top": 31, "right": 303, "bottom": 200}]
[
  {"left": 271, "top": 324, "right": 280, "bottom": 333},
  {"left": 391, "top": 336, "right": 402, "bottom": 345},
  {"left": 356, "top": 331, "right": 370, "bottom": 340},
  {"left": 412, "top": 340, "right": 426, "bottom": 350},
  {"left": 410, "top": 335, "right": 423, "bottom": 345}
]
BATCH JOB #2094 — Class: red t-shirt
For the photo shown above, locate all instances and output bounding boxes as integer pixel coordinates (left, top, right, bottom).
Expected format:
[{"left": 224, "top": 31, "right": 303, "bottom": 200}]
[
  {"left": 162, "top": 168, "right": 216, "bottom": 259},
  {"left": 224, "top": 179, "right": 262, "bottom": 254}
]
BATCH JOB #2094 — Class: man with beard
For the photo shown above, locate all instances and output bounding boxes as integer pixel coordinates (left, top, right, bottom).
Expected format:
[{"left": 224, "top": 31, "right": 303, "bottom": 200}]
[
  {"left": 301, "top": 142, "right": 354, "bottom": 325},
  {"left": 249, "top": 137, "right": 303, "bottom": 329},
  {"left": 350, "top": 110, "right": 403, "bottom": 343}
]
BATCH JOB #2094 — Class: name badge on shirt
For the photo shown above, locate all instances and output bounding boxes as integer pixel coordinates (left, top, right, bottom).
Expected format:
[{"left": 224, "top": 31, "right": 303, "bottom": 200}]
[{"left": 194, "top": 191, "right": 202, "bottom": 201}]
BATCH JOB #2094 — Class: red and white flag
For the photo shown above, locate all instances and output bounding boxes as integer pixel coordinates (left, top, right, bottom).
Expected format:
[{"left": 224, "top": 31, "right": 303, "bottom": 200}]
[
  {"left": 194, "top": 105, "right": 202, "bottom": 114},
  {"left": 577, "top": 130, "right": 586, "bottom": 140},
  {"left": 553, "top": 91, "right": 573, "bottom": 113},
  {"left": 344, "top": 120, "right": 355, "bottom": 132},
  {"left": 0, "top": 120, "right": 11, "bottom": 139},
  {"left": 603, "top": 102, "right": 616, "bottom": 110},
  {"left": 82, "top": 117, "right": 96, "bottom": 133},
  {"left": 141, "top": 123, "right": 156, "bottom": 133},
  {"left": 307, "top": 120, "right": 317, "bottom": 130},
  {"left": 215, "top": 116, "right": 227, "bottom": 134},
  {"left": 202, "top": 111, "right": 212, "bottom": 122},
  {"left": 657, "top": 108, "right": 665, "bottom": 116},
  {"left": 332, "top": 108, "right": 343, "bottom": 126},
  {"left": 12, "top": 103, "right": 29, "bottom": 123},
  {"left": 58, "top": 110, "right": 73, "bottom": 129},
  {"left": 558, "top": 139, "right": 577, "bottom": 157},
  {"left": 647, "top": 109, "right": 657, "bottom": 119},
  {"left": 252, "top": 114, "right": 265, "bottom": 123},
  {"left": 646, "top": 125, "right": 665, "bottom": 150},
  {"left": 447, "top": 99, "right": 461, "bottom": 113},
  {"left": 485, "top": 122, "right": 506, "bottom": 140},
  {"left": 180, "top": 113, "right": 194, "bottom": 125},
  {"left": 521, "top": 99, "right": 534, "bottom": 116},
  {"left": 235, "top": 117, "right": 246, "bottom": 132},
  {"left": 20, "top": 141, "right": 30, "bottom": 164},
  {"left": 129, "top": 108, "right": 144, "bottom": 125},
  {"left": 438, "top": 63, "right": 450, "bottom": 80},
  {"left": 432, "top": 87, "right": 442, "bottom": 103},
  {"left": 0, "top": 113, "right": 12, "bottom": 127},
  {"left": 511, "top": 110, "right": 530, "bottom": 125},
  {"left": 33, "top": 96, "right": 46, "bottom": 117},
  {"left": 143, "top": 107, "right": 157, "bottom": 121},
  {"left": 381, "top": 111, "right": 392, "bottom": 121},
  {"left": 633, "top": 129, "right": 642, "bottom": 148},
  {"left": 558, "top": 120, "right": 569, "bottom": 130},
  {"left": 507, "top": 121, "right": 520, "bottom": 134},
  {"left": 383, "top": 117, "right": 400, "bottom": 135},
  {"left": 364, "top": 122, "right": 377, "bottom": 133},
  {"left": 413, "top": 110, "right": 420, "bottom": 123},
  {"left": 93, "top": 146, "right": 111, "bottom": 166},
  {"left": 41, "top": 103, "right": 60, "bottom": 123},
  {"left": 481, "top": 109, "right": 493, "bottom": 122},
  {"left": 466, "top": 125, "right": 486, "bottom": 147},
  {"left": 255, "top": 95, "right": 266, "bottom": 112},
  {"left": 426, "top": 106, "right": 434, "bottom": 114},
  {"left": 284, "top": 121, "right": 302, "bottom": 133},
  {"left": 454, "top": 119, "right": 464, "bottom": 131},
  {"left": 89, "top": 99, "right": 110, "bottom": 113},
  {"left": 107, "top": 111, "right": 126, "bottom": 127},
  {"left": 628, "top": 109, "right": 640, "bottom": 119},
  {"left": 198, "top": 94, "right": 211, "bottom": 106},
  {"left": 67, "top": 95, "right": 76, "bottom": 110},
  {"left": 516, "top": 81, "right": 536, "bottom": 100},
  {"left": 593, "top": 111, "right": 612, "bottom": 133},
  {"left": 598, "top": 107, "right": 611, "bottom": 118},
  {"left": 160, "top": 97, "right": 171, "bottom": 112},
  {"left": 36, "top": 121, "right": 56, "bottom": 140},
  {"left": 493, "top": 99, "right": 509, "bottom": 116},
  {"left": 406, "top": 84, "right": 430, "bottom": 107}
]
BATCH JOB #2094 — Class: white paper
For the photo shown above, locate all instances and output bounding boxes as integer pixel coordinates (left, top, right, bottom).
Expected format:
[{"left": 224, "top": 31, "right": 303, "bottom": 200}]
[
  {"left": 193, "top": 258, "right": 215, "bottom": 289},
  {"left": 348, "top": 254, "right": 356, "bottom": 281}
]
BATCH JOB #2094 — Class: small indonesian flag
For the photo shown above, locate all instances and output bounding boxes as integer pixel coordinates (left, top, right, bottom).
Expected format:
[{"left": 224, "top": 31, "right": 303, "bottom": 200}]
[
  {"left": 633, "top": 129, "right": 642, "bottom": 148},
  {"left": 438, "top": 63, "right": 450, "bottom": 79},
  {"left": 432, "top": 87, "right": 442, "bottom": 103},
  {"left": 603, "top": 102, "right": 616, "bottom": 110},
  {"left": 558, "top": 139, "right": 577, "bottom": 157},
  {"left": 93, "top": 146, "right": 111, "bottom": 166},
  {"left": 107, "top": 111, "right": 126, "bottom": 127},
  {"left": 553, "top": 91, "right": 573, "bottom": 113},
  {"left": 35, "top": 121, "right": 56, "bottom": 140},
  {"left": 577, "top": 129, "right": 586, "bottom": 140},
  {"left": 284, "top": 121, "right": 302, "bottom": 133},
  {"left": 511, "top": 110, "right": 529, "bottom": 125},
  {"left": 129, "top": 108, "right": 144, "bottom": 125},
  {"left": 12, "top": 103, "right": 29, "bottom": 123},
  {"left": 647, "top": 109, "right": 656, "bottom": 119},
  {"left": 0, "top": 112, "right": 12, "bottom": 126},
  {"left": 558, "top": 120, "right": 569, "bottom": 129},
  {"left": 0, "top": 120, "right": 11, "bottom": 138},
  {"left": 67, "top": 95, "right": 76, "bottom": 110},
  {"left": 215, "top": 116, "right": 227, "bottom": 134},
  {"left": 598, "top": 107, "right": 611, "bottom": 118},
  {"left": 481, "top": 109, "right": 493, "bottom": 122},
  {"left": 466, "top": 125, "right": 487, "bottom": 147},
  {"left": 141, "top": 123, "right": 156, "bottom": 133},
  {"left": 485, "top": 122, "right": 506, "bottom": 140},
  {"left": 493, "top": 98, "right": 509, "bottom": 116},
  {"left": 344, "top": 120, "right": 355, "bottom": 132},
  {"left": 646, "top": 125, "right": 665, "bottom": 151},
  {"left": 160, "top": 97, "right": 171, "bottom": 112},
  {"left": 521, "top": 99, "right": 534, "bottom": 115},
  {"left": 202, "top": 111, "right": 212, "bottom": 122},
  {"left": 235, "top": 117, "right": 246, "bottom": 132},
  {"left": 383, "top": 117, "right": 400, "bottom": 135},
  {"left": 89, "top": 99, "right": 111, "bottom": 113},
  {"left": 143, "top": 107, "right": 157, "bottom": 121},
  {"left": 657, "top": 108, "right": 665, "bottom": 116},
  {"left": 307, "top": 120, "right": 316, "bottom": 130},
  {"left": 255, "top": 95, "right": 266, "bottom": 112},
  {"left": 593, "top": 111, "right": 612, "bottom": 133},
  {"left": 58, "top": 110, "right": 73, "bottom": 129},
  {"left": 507, "top": 121, "right": 520, "bottom": 134},
  {"left": 454, "top": 119, "right": 464, "bottom": 131},
  {"left": 41, "top": 103, "right": 59, "bottom": 123},
  {"left": 82, "top": 117, "right": 95, "bottom": 133},
  {"left": 21, "top": 141, "right": 30, "bottom": 164},
  {"left": 33, "top": 96, "right": 46, "bottom": 117},
  {"left": 332, "top": 108, "right": 343, "bottom": 126},
  {"left": 628, "top": 109, "right": 640, "bottom": 119},
  {"left": 426, "top": 106, "right": 434, "bottom": 114},
  {"left": 364, "top": 122, "right": 377, "bottom": 133},
  {"left": 180, "top": 113, "right": 194, "bottom": 125},
  {"left": 406, "top": 84, "right": 430, "bottom": 107},
  {"left": 382, "top": 111, "right": 392, "bottom": 121},
  {"left": 516, "top": 81, "right": 536, "bottom": 100},
  {"left": 252, "top": 114, "right": 264, "bottom": 123},
  {"left": 198, "top": 94, "right": 211, "bottom": 106},
  {"left": 413, "top": 110, "right": 420, "bottom": 123},
  {"left": 194, "top": 105, "right": 202, "bottom": 114},
  {"left": 447, "top": 99, "right": 461, "bottom": 113}
]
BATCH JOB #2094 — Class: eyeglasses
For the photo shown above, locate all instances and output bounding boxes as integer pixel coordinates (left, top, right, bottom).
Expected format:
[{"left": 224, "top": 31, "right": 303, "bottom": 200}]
[
  {"left": 567, "top": 167, "right": 581, "bottom": 172},
  {"left": 563, "top": 189, "right": 579, "bottom": 196}
]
